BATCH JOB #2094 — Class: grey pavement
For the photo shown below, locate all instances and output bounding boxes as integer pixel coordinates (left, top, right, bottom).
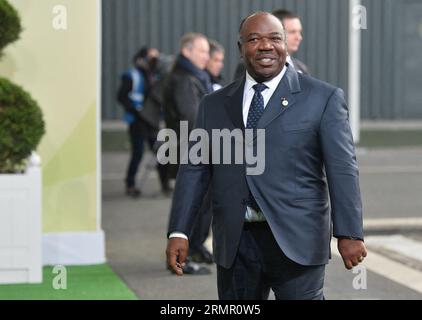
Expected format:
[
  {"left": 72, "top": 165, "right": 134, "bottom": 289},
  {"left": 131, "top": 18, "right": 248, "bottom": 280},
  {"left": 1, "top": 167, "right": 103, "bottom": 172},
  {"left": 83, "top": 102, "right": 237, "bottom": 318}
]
[
  {"left": 357, "top": 147, "right": 422, "bottom": 219},
  {"left": 102, "top": 146, "right": 422, "bottom": 300}
]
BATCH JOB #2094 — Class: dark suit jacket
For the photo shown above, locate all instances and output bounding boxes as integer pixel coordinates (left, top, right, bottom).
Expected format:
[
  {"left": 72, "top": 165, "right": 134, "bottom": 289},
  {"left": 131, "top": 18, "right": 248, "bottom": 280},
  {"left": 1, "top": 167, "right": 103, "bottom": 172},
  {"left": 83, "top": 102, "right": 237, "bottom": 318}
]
[
  {"left": 163, "top": 64, "right": 208, "bottom": 133},
  {"left": 162, "top": 64, "right": 209, "bottom": 178},
  {"left": 138, "top": 81, "right": 163, "bottom": 130},
  {"left": 168, "top": 65, "right": 363, "bottom": 268}
]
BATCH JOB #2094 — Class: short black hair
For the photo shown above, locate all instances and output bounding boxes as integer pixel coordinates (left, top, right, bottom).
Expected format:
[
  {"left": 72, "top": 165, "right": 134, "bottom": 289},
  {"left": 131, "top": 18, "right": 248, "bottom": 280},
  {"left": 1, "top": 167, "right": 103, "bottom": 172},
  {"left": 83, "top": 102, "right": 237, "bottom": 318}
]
[
  {"left": 133, "top": 47, "right": 149, "bottom": 64},
  {"left": 238, "top": 11, "right": 286, "bottom": 43},
  {"left": 208, "top": 39, "right": 225, "bottom": 56},
  {"left": 272, "top": 9, "right": 300, "bottom": 24}
]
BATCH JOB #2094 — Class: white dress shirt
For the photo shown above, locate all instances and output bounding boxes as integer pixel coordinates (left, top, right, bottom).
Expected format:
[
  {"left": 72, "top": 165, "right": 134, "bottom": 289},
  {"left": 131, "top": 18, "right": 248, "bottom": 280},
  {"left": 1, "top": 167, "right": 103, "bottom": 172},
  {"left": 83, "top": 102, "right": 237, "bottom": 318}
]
[
  {"left": 170, "top": 66, "right": 287, "bottom": 239},
  {"left": 286, "top": 55, "right": 295, "bottom": 70},
  {"left": 242, "top": 66, "right": 287, "bottom": 126}
]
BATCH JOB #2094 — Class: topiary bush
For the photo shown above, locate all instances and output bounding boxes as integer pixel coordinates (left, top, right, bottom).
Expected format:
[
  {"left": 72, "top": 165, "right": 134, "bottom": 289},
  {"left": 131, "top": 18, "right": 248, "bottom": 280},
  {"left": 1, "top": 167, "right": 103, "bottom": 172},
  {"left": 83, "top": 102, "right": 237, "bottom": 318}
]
[
  {"left": 0, "top": 78, "right": 45, "bottom": 173},
  {"left": 0, "top": 0, "right": 21, "bottom": 56},
  {"left": 0, "top": 0, "right": 44, "bottom": 173}
]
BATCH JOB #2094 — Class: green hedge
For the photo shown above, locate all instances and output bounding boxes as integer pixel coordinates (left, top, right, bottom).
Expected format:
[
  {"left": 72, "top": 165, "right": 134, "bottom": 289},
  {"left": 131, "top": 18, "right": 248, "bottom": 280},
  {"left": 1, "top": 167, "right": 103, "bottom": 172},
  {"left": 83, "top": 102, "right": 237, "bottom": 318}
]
[
  {"left": 0, "top": 78, "right": 45, "bottom": 172},
  {"left": 0, "top": 0, "right": 22, "bottom": 55}
]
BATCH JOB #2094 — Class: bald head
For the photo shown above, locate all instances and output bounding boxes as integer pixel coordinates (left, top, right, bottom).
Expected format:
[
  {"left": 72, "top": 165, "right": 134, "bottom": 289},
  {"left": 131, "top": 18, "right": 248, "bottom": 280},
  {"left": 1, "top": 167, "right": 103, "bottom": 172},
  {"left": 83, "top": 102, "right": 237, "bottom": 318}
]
[
  {"left": 238, "top": 11, "right": 288, "bottom": 82},
  {"left": 239, "top": 12, "right": 286, "bottom": 42}
]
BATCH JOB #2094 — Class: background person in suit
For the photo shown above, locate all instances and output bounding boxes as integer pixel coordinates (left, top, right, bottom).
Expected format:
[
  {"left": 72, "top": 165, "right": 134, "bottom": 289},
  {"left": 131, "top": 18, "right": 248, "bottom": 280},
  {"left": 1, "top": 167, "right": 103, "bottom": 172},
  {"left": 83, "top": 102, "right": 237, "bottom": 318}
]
[
  {"left": 163, "top": 32, "right": 214, "bottom": 275},
  {"left": 188, "top": 39, "right": 227, "bottom": 266},
  {"left": 166, "top": 12, "right": 366, "bottom": 299},
  {"left": 206, "top": 39, "right": 225, "bottom": 91},
  {"left": 272, "top": 9, "right": 309, "bottom": 74},
  {"left": 233, "top": 9, "right": 309, "bottom": 80}
]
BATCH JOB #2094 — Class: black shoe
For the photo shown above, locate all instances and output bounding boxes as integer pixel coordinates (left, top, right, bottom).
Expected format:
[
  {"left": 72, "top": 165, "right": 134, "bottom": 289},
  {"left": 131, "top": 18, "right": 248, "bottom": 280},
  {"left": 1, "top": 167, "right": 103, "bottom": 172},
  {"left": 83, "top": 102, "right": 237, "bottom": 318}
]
[
  {"left": 182, "top": 261, "right": 211, "bottom": 275},
  {"left": 161, "top": 187, "right": 173, "bottom": 197},
  {"left": 190, "top": 247, "right": 214, "bottom": 264},
  {"left": 126, "top": 187, "right": 141, "bottom": 198}
]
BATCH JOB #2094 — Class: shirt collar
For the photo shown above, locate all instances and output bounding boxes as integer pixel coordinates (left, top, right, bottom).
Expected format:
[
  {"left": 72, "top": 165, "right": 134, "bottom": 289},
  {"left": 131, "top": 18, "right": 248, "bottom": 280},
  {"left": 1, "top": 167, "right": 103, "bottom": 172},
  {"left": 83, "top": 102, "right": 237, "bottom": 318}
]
[
  {"left": 245, "top": 64, "right": 287, "bottom": 93},
  {"left": 286, "top": 55, "right": 294, "bottom": 67}
]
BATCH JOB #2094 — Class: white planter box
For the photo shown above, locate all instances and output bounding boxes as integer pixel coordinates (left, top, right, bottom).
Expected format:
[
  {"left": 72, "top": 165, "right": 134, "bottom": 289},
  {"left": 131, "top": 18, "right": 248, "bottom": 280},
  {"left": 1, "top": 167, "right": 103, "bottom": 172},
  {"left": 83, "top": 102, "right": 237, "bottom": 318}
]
[{"left": 0, "top": 163, "right": 42, "bottom": 284}]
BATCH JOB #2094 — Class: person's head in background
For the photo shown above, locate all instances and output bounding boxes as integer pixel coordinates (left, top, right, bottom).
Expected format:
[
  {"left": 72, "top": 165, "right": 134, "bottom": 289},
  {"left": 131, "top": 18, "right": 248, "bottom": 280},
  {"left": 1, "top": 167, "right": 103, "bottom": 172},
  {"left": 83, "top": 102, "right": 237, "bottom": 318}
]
[
  {"left": 272, "top": 9, "right": 303, "bottom": 55},
  {"left": 133, "top": 47, "right": 160, "bottom": 70},
  {"left": 180, "top": 33, "right": 210, "bottom": 70},
  {"left": 206, "top": 39, "right": 225, "bottom": 78}
]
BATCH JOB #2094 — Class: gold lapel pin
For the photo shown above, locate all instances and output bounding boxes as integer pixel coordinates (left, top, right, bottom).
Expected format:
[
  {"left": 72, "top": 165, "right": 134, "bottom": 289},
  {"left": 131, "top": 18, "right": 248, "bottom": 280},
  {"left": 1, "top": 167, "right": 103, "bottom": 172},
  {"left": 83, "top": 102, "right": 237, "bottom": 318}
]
[{"left": 281, "top": 98, "right": 289, "bottom": 107}]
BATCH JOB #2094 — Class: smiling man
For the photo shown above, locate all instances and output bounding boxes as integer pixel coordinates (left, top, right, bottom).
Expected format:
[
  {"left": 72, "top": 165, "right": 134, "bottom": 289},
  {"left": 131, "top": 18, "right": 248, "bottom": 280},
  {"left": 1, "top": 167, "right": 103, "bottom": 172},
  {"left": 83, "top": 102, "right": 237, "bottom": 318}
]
[
  {"left": 238, "top": 12, "right": 287, "bottom": 82},
  {"left": 233, "top": 9, "right": 309, "bottom": 80},
  {"left": 166, "top": 12, "right": 366, "bottom": 300}
]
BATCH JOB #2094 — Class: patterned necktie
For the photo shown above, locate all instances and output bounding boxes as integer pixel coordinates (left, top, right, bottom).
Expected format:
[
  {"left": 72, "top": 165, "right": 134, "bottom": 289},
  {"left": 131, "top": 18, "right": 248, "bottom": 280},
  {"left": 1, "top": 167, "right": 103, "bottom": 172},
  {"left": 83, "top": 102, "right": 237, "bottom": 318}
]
[
  {"left": 246, "top": 83, "right": 267, "bottom": 214},
  {"left": 246, "top": 83, "right": 267, "bottom": 129}
]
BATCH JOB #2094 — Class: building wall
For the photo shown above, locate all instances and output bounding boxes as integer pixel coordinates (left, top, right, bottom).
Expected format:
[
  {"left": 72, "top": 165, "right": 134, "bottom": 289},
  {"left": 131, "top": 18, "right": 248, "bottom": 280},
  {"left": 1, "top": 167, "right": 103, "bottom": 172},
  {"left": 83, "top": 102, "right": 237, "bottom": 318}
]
[
  {"left": 361, "top": 0, "right": 422, "bottom": 119},
  {"left": 102, "top": 0, "right": 422, "bottom": 120},
  {"left": 102, "top": 0, "right": 350, "bottom": 120},
  {"left": 0, "top": 0, "right": 104, "bottom": 265}
]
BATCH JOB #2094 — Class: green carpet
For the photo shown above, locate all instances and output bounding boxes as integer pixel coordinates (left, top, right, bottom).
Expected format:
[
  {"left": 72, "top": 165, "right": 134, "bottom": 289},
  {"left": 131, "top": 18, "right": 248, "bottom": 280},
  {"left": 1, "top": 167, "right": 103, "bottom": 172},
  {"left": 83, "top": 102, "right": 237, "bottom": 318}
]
[{"left": 0, "top": 264, "right": 137, "bottom": 300}]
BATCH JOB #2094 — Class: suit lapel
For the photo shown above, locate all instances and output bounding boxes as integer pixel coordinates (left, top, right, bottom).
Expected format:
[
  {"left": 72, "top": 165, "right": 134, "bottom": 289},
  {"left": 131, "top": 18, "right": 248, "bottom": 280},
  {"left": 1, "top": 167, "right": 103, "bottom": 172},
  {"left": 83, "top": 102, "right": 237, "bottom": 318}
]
[
  {"left": 224, "top": 77, "right": 245, "bottom": 130},
  {"left": 257, "top": 65, "right": 301, "bottom": 130},
  {"left": 223, "top": 66, "right": 301, "bottom": 135}
]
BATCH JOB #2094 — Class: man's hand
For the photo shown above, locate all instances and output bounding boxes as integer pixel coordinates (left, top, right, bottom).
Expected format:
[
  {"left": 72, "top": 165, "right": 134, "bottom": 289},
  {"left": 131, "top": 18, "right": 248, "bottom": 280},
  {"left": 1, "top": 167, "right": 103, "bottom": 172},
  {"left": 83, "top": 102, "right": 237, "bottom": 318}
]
[
  {"left": 338, "top": 238, "right": 367, "bottom": 270},
  {"left": 166, "top": 237, "right": 189, "bottom": 276}
]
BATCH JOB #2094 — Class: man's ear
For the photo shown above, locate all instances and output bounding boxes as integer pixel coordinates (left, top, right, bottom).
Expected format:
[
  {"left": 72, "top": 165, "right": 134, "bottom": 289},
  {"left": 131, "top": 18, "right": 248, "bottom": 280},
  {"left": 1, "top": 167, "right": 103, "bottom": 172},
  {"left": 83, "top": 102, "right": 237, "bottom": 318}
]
[
  {"left": 237, "top": 41, "right": 243, "bottom": 58},
  {"left": 181, "top": 47, "right": 190, "bottom": 59}
]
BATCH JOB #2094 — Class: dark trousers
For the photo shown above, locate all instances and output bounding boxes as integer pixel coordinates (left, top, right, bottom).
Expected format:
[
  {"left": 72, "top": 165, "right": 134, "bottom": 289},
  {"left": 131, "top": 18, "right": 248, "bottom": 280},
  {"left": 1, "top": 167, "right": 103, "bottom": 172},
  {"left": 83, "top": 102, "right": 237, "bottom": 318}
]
[
  {"left": 126, "top": 119, "right": 168, "bottom": 189},
  {"left": 189, "top": 188, "right": 212, "bottom": 253},
  {"left": 217, "top": 222, "right": 325, "bottom": 300}
]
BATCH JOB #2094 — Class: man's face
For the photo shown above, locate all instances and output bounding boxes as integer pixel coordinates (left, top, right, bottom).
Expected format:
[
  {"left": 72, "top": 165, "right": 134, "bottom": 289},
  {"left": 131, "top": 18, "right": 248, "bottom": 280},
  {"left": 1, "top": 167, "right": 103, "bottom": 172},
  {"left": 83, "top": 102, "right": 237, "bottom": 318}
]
[
  {"left": 238, "top": 13, "right": 287, "bottom": 82},
  {"left": 283, "top": 17, "right": 303, "bottom": 54},
  {"left": 147, "top": 48, "right": 160, "bottom": 59},
  {"left": 206, "top": 51, "right": 224, "bottom": 77},
  {"left": 183, "top": 37, "right": 210, "bottom": 70}
]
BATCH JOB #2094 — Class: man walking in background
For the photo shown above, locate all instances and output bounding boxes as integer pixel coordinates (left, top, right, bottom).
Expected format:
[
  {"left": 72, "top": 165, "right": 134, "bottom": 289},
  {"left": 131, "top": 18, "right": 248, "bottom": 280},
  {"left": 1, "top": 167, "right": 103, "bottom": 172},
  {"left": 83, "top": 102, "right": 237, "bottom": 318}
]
[
  {"left": 206, "top": 39, "right": 225, "bottom": 91},
  {"left": 186, "top": 39, "right": 227, "bottom": 267},
  {"left": 163, "top": 33, "right": 213, "bottom": 275},
  {"left": 118, "top": 47, "right": 170, "bottom": 198},
  {"left": 272, "top": 9, "right": 309, "bottom": 74}
]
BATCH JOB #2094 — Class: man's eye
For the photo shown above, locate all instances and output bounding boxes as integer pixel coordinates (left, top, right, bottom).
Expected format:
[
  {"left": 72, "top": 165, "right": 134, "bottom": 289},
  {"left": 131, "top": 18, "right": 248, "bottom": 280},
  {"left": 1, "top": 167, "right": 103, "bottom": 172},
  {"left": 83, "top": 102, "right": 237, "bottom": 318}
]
[
  {"left": 248, "top": 38, "right": 259, "bottom": 42},
  {"left": 272, "top": 37, "right": 282, "bottom": 42}
]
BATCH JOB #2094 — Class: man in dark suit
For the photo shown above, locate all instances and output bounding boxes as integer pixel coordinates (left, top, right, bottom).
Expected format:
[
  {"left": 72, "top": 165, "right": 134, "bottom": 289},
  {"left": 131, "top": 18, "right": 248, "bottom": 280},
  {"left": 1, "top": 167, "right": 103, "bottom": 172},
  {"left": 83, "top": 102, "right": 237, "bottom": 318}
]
[
  {"left": 163, "top": 32, "right": 214, "bottom": 275},
  {"left": 273, "top": 9, "right": 309, "bottom": 75},
  {"left": 166, "top": 12, "right": 366, "bottom": 300}
]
